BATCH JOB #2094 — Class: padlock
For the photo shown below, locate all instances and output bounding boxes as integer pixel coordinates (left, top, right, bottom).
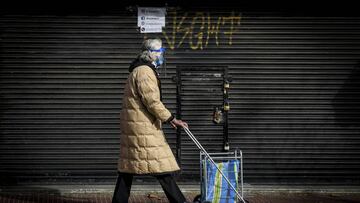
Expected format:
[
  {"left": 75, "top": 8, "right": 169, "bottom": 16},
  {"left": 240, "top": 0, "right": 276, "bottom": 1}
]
[
  {"left": 212, "top": 107, "right": 223, "bottom": 124},
  {"left": 224, "top": 100, "right": 230, "bottom": 111}
]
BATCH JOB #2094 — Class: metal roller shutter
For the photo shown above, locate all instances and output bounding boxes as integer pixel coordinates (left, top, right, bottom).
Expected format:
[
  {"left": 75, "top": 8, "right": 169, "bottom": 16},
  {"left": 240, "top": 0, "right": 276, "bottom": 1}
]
[
  {"left": 0, "top": 12, "right": 179, "bottom": 184},
  {"left": 1, "top": 8, "right": 360, "bottom": 185},
  {"left": 165, "top": 11, "right": 360, "bottom": 185}
]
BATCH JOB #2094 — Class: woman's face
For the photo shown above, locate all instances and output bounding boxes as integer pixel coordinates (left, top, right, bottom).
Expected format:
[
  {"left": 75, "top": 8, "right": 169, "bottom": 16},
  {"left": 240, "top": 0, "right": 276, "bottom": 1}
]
[{"left": 150, "top": 43, "right": 162, "bottom": 61}]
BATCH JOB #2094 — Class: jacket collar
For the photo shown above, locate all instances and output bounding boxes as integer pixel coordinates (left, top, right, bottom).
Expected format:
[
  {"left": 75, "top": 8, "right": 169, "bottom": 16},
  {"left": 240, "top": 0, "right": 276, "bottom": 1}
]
[{"left": 129, "top": 58, "right": 156, "bottom": 72}]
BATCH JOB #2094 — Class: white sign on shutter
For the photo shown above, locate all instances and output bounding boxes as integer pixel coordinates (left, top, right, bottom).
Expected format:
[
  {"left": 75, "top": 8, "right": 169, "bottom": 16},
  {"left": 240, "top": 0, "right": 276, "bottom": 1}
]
[{"left": 138, "top": 7, "right": 166, "bottom": 33}]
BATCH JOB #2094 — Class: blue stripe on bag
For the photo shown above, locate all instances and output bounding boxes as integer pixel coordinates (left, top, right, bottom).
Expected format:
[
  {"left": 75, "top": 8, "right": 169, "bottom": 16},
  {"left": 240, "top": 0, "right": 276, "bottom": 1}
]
[{"left": 205, "top": 160, "right": 216, "bottom": 201}]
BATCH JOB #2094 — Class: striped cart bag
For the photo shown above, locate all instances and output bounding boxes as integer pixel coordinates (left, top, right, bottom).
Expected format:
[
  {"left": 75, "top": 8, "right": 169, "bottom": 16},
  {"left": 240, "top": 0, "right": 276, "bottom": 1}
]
[{"left": 202, "top": 159, "right": 240, "bottom": 203}]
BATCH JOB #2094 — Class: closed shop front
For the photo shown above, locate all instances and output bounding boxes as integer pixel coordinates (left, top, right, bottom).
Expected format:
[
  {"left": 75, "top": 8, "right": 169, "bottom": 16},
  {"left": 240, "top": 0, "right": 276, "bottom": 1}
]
[{"left": 1, "top": 5, "right": 359, "bottom": 186}]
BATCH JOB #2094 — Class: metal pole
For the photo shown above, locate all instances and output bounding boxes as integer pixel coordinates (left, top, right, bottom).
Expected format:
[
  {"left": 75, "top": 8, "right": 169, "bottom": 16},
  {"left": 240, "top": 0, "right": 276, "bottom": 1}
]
[{"left": 183, "top": 127, "right": 246, "bottom": 203}]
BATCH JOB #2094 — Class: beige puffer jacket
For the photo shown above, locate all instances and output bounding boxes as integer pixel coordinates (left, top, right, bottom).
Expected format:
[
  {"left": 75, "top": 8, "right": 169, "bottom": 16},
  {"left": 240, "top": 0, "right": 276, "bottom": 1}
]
[{"left": 117, "top": 64, "right": 180, "bottom": 174}]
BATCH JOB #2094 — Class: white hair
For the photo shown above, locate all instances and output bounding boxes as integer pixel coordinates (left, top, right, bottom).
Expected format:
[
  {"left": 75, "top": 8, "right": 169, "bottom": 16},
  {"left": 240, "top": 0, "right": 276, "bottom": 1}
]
[{"left": 138, "top": 38, "right": 162, "bottom": 62}]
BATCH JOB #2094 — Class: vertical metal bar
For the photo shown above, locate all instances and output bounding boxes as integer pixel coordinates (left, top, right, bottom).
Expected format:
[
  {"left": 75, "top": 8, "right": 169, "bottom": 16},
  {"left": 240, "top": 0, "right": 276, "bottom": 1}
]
[
  {"left": 240, "top": 150, "right": 244, "bottom": 197},
  {"left": 200, "top": 151, "right": 202, "bottom": 193},
  {"left": 223, "top": 67, "right": 229, "bottom": 151},
  {"left": 175, "top": 67, "right": 182, "bottom": 166}
]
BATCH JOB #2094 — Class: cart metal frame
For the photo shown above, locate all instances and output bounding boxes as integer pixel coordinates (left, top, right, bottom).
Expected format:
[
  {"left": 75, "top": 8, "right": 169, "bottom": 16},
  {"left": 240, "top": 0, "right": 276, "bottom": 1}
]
[
  {"left": 184, "top": 127, "right": 246, "bottom": 203},
  {"left": 200, "top": 150, "right": 244, "bottom": 202}
]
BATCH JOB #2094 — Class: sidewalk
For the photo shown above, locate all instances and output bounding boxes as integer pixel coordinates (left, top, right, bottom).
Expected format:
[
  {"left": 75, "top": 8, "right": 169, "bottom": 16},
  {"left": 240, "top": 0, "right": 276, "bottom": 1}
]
[{"left": 1, "top": 184, "right": 360, "bottom": 203}]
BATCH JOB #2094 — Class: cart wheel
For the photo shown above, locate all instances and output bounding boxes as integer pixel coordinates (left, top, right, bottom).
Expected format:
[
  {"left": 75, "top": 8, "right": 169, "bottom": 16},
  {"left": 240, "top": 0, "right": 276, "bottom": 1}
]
[
  {"left": 192, "top": 194, "right": 212, "bottom": 203},
  {"left": 193, "top": 194, "right": 201, "bottom": 203}
]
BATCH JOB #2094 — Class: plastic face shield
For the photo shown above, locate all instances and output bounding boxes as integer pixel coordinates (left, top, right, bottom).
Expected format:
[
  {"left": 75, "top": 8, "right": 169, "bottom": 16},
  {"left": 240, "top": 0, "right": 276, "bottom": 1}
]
[
  {"left": 150, "top": 47, "right": 166, "bottom": 67},
  {"left": 150, "top": 47, "right": 167, "bottom": 77},
  {"left": 150, "top": 47, "right": 166, "bottom": 53}
]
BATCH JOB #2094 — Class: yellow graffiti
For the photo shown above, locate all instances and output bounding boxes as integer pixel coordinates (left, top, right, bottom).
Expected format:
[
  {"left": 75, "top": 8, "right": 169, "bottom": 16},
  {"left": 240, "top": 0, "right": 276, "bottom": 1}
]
[
  {"left": 189, "top": 12, "right": 205, "bottom": 50},
  {"left": 162, "top": 11, "right": 241, "bottom": 50},
  {"left": 206, "top": 13, "right": 222, "bottom": 47},
  {"left": 222, "top": 12, "right": 241, "bottom": 45},
  {"left": 176, "top": 13, "right": 190, "bottom": 49}
]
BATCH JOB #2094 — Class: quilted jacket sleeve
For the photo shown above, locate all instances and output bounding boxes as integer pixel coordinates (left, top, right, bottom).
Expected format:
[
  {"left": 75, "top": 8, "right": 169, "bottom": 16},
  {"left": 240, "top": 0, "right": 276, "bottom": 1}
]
[{"left": 136, "top": 66, "right": 173, "bottom": 122}]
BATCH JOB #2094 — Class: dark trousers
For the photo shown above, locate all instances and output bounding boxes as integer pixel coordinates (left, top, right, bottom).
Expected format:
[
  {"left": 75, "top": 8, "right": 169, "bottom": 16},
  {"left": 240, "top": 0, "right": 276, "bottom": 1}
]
[{"left": 112, "top": 172, "right": 187, "bottom": 203}]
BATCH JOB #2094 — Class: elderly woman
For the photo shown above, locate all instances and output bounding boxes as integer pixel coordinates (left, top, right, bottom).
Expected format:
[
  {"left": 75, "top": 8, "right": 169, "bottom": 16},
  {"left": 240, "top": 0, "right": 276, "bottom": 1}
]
[{"left": 112, "top": 38, "right": 189, "bottom": 203}]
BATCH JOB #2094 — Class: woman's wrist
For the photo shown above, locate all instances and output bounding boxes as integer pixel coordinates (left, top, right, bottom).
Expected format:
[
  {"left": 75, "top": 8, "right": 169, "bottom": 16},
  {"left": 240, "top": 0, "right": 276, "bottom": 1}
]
[{"left": 166, "top": 114, "right": 175, "bottom": 123}]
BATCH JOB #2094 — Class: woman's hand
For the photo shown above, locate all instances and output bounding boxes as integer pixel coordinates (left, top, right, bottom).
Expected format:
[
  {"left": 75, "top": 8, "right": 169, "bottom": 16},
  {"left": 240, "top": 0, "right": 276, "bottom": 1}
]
[{"left": 169, "top": 118, "right": 188, "bottom": 129}]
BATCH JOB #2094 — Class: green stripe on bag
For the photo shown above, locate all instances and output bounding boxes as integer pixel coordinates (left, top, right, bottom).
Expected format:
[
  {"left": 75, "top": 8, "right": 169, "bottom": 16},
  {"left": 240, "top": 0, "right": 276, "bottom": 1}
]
[{"left": 213, "top": 163, "right": 223, "bottom": 203}]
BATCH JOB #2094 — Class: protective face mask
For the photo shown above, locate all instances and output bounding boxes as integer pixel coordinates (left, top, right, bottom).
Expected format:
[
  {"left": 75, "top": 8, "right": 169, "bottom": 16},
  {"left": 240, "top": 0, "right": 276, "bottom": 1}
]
[
  {"left": 155, "top": 53, "right": 164, "bottom": 67},
  {"left": 150, "top": 47, "right": 166, "bottom": 68}
]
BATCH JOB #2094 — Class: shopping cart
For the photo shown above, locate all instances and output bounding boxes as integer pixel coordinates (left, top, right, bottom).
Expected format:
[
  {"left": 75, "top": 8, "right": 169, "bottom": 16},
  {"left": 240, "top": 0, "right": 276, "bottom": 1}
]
[{"left": 183, "top": 127, "right": 246, "bottom": 203}]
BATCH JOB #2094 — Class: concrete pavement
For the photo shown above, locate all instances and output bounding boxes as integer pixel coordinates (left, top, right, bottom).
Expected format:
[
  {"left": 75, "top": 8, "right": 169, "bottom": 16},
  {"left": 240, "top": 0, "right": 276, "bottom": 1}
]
[{"left": 1, "top": 184, "right": 360, "bottom": 203}]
